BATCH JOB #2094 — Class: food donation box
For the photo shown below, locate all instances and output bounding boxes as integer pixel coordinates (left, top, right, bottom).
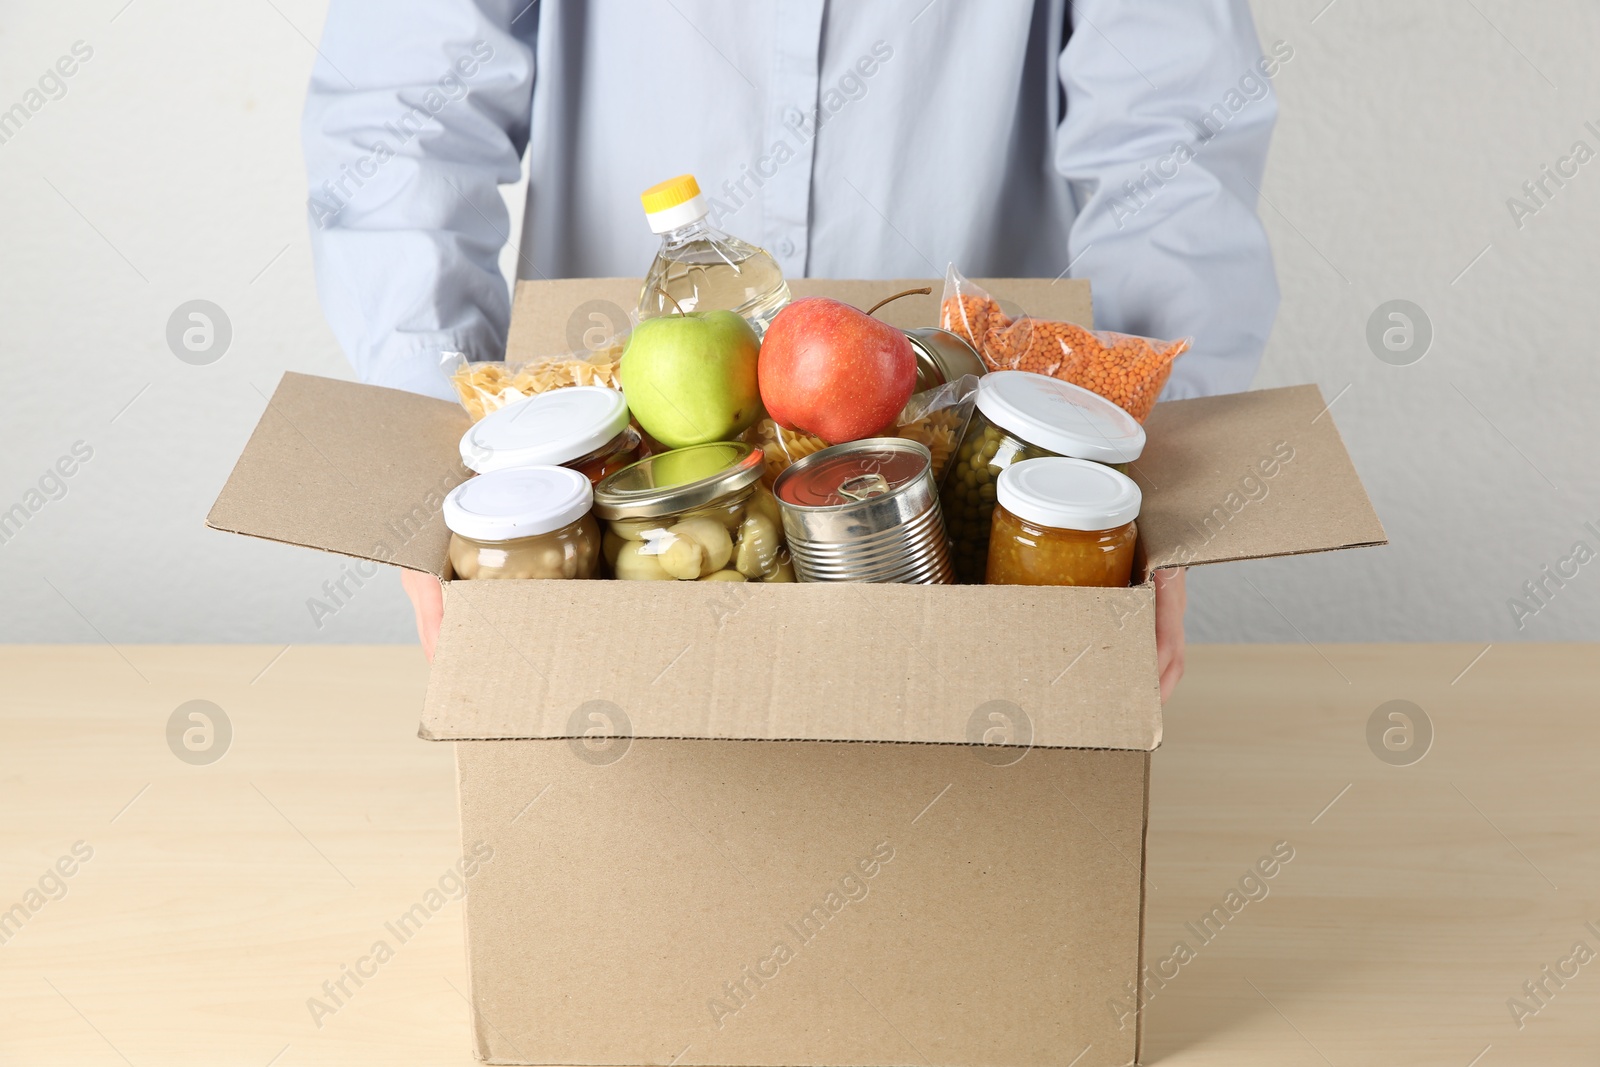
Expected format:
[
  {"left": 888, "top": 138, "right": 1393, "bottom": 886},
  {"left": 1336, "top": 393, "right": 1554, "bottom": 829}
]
[{"left": 208, "top": 277, "right": 1386, "bottom": 1067}]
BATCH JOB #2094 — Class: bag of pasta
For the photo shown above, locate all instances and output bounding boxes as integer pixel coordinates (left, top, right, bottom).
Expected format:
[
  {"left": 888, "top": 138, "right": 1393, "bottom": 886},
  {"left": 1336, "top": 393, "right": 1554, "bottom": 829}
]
[
  {"left": 444, "top": 338, "right": 625, "bottom": 422},
  {"left": 745, "top": 418, "right": 826, "bottom": 489},
  {"left": 746, "top": 374, "right": 978, "bottom": 488},
  {"left": 939, "top": 265, "right": 1188, "bottom": 422},
  {"left": 890, "top": 374, "right": 978, "bottom": 486}
]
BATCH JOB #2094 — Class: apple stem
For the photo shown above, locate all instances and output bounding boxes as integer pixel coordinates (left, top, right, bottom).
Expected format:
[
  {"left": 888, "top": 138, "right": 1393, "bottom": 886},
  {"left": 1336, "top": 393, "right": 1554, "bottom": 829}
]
[
  {"left": 865, "top": 286, "right": 933, "bottom": 318},
  {"left": 654, "top": 286, "right": 687, "bottom": 316}
]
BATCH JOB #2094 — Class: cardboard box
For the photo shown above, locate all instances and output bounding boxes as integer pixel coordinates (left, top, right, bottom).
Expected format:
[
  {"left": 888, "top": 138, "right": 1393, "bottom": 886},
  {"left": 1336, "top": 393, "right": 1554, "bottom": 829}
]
[{"left": 208, "top": 278, "right": 1385, "bottom": 1066}]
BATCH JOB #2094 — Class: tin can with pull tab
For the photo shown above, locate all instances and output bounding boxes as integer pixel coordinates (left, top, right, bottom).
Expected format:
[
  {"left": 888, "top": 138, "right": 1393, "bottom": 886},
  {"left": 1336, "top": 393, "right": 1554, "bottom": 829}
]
[{"left": 772, "top": 439, "right": 954, "bottom": 584}]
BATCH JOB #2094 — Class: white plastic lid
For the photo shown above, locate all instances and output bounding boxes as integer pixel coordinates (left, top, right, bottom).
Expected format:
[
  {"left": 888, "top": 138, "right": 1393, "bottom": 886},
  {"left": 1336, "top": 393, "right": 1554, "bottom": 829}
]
[
  {"left": 443, "top": 466, "right": 594, "bottom": 541},
  {"left": 645, "top": 194, "right": 709, "bottom": 235},
  {"left": 459, "top": 386, "right": 630, "bottom": 474},
  {"left": 974, "top": 371, "right": 1146, "bottom": 463},
  {"left": 996, "top": 457, "right": 1142, "bottom": 532}
]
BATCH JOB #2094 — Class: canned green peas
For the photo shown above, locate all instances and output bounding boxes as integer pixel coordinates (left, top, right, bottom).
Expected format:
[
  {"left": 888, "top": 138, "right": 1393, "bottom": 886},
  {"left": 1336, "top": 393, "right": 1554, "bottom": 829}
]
[{"left": 942, "top": 415, "right": 1057, "bottom": 584}]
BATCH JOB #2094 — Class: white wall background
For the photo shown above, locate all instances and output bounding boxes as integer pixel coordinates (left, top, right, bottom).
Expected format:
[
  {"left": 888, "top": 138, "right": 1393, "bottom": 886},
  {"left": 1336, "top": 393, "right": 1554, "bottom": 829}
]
[{"left": 1, "top": 0, "right": 1595, "bottom": 646}]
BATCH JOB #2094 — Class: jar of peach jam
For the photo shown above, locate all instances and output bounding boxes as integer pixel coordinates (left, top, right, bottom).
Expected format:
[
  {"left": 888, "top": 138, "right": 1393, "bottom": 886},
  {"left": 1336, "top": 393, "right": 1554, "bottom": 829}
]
[{"left": 985, "top": 457, "right": 1141, "bottom": 588}]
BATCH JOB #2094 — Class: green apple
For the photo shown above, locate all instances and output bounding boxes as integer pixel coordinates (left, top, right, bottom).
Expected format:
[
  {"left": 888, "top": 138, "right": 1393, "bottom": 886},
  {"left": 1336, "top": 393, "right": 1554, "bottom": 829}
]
[
  {"left": 620, "top": 310, "right": 762, "bottom": 447},
  {"left": 648, "top": 443, "right": 744, "bottom": 487}
]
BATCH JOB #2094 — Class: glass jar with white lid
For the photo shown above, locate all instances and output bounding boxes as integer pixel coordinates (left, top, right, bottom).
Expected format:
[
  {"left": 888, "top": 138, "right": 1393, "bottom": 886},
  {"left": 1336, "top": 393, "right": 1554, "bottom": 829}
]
[
  {"left": 459, "top": 385, "right": 642, "bottom": 484},
  {"left": 941, "top": 371, "right": 1146, "bottom": 583},
  {"left": 986, "top": 457, "right": 1142, "bottom": 588},
  {"left": 443, "top": 465, "right": 601, "bottom": 580}
]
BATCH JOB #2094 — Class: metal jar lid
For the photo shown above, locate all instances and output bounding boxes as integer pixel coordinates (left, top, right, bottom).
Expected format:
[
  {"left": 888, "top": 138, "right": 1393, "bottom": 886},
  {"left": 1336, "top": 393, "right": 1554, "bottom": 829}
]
[
  {"left": 906, "top": 327, "right": 987, "bottom": 392},
  {"left": 592, "top": 440, "right": 764, "bottom": 519}
]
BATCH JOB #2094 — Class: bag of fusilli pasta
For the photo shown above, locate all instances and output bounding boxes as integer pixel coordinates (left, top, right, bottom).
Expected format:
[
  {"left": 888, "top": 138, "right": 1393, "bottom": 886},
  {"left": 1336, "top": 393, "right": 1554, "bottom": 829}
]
[
  {"left": 746, "top": 374, "right": 978, "bottom": 488},
  {"left": 443, "top": 340, "right": 625, "bottom": 422},
  {"left": 891, "top": 374, "right": 978, "bottom": 486}
]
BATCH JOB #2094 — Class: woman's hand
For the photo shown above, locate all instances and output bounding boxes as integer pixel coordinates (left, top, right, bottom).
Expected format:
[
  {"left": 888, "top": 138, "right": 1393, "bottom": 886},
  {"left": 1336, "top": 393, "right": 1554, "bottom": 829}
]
[
  {"left": 399, "top": 568, "right": 444, "bottom": 662},
  {"left": 1153, "top": 567, "right": 1187, "bottom": 703}
]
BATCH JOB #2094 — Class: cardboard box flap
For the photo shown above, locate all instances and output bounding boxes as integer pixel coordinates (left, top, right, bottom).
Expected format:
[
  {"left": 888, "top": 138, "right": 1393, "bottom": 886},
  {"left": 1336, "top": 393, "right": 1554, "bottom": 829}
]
[
  {"left": 507, "top": 276, "right": 1094, "bottom": 357},
  {"left": 420, "top": 580, "right": 1162, "bottom": 751},
  {"left": 206, "top": 372, "right": 471, "bottom": 577},
  {"left": 1131, "top": 384, "right": 1387, "bottom": 572}
]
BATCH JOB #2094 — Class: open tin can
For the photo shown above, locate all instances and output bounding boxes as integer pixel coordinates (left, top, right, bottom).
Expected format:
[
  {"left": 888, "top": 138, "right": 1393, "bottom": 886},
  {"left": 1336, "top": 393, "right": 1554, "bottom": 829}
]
[{"left": 772, "top": 439, "right": 954, "bottom": 584}]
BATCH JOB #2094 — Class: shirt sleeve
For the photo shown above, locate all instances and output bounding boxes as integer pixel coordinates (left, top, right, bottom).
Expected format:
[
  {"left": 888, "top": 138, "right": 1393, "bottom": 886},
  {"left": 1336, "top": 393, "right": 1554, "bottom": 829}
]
[
  {"left": 1054, "top": 0, "right": 1283, "bottom": 399},
  {"left": 302, "top": 0, "right": 536, "bottom": 400}
]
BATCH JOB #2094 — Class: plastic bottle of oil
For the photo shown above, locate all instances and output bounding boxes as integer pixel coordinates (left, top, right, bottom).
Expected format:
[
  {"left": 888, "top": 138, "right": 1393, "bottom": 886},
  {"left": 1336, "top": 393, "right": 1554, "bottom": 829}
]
[{"left": 637, "top": 174, "right": 791, "bottom": 339}]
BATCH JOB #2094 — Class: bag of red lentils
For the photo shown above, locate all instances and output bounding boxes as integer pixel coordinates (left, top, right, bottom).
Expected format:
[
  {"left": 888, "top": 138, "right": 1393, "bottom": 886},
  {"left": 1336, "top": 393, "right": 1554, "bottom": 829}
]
[{"left": 938, "top": 265, "right": 1189, "bottom": 422}]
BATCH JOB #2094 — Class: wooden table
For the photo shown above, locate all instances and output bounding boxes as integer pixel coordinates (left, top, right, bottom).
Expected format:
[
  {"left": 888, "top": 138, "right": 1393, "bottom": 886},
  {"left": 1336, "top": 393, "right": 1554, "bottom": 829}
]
[{"left": 1, "top": 644, "right": 1594, "bottom": 1065}]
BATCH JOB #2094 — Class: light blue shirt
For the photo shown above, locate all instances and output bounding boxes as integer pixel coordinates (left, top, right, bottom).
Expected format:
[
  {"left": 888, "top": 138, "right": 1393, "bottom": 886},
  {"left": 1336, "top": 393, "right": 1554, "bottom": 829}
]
[{"left": 303, "top": 0, "right": 1282, "bottom": 403}]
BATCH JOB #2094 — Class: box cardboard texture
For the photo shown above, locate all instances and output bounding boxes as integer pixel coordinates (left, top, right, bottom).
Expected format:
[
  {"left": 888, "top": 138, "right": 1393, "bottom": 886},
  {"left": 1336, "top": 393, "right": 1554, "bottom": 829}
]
[{"left": 208, "top": 278, "right": 1385, "bottom": 1067}]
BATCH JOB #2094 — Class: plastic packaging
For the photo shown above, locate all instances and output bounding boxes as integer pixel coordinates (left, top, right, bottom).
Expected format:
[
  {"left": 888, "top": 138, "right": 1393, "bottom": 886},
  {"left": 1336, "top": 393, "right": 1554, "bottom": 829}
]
[
  {"left": 445, "top": 339, "right": 625, "bottom": 422},
  {"left": 443, "top": 466, "right": 601, "bottom": 580},
  {"left": 747, "top": 374, "right": 979, "bottom": 489},
  {"left": 637, "top": 174, "right": 791, "bottom": 338},
  {"left": 939, "top": 265, "right": 1189, "bottom": 422},
  {"left": 985, "top": 458, "right": 1141, "bottom": 588},
  {"left": 746, "top": 418, "right": 828, "bottom": 489},
  {"left": 891, "top": 374, "right": 979, "bottom": 486},
  {"left": 592, "top": 442, "right": 793, "bottom": 583}
]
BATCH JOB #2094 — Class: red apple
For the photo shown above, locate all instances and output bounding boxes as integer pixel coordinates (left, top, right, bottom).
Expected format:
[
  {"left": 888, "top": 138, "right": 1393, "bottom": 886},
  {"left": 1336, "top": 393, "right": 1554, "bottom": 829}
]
[{"left": 758, "top": 297, "right": 918, "bottom": 444}]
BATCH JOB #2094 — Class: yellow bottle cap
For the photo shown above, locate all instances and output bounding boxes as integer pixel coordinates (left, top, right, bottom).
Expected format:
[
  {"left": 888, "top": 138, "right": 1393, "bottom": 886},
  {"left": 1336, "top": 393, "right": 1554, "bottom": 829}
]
[{"left": 640, "top": 174, "right": 701, "bottom": 215}]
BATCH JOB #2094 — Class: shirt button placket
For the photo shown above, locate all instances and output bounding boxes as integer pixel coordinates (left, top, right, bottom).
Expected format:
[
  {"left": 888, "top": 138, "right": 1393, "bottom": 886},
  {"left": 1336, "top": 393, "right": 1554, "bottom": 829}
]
[{"left": 765, "top": 0, "right": 826, "bottom": 277}]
